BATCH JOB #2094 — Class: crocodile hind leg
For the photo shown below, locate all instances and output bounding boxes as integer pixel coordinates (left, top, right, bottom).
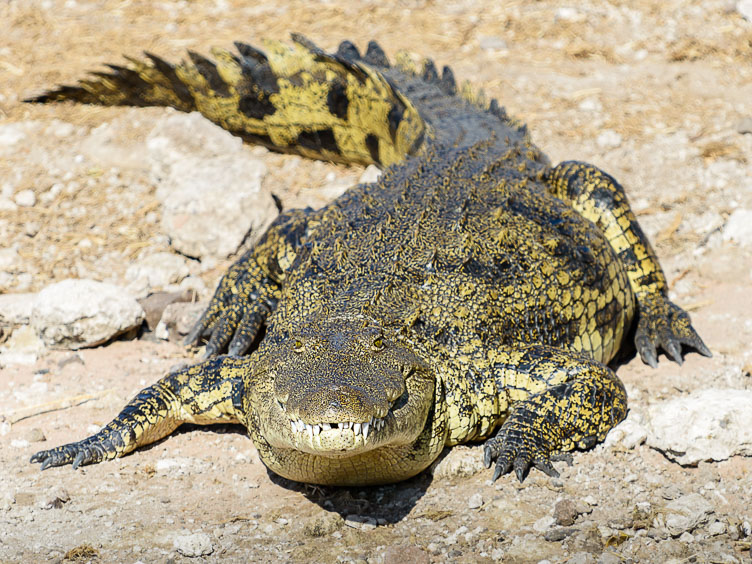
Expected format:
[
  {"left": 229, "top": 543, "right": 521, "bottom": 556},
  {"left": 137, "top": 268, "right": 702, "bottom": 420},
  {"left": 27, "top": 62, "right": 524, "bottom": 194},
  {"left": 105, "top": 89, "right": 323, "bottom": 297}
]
[
  {"left": 543, "top": 161, "right": 710, "bottom": 366},
  {"left": 30, "top": 357, "right": 248, "bottom": 470},
  {"left": 484, "top": 345, "right": 627, "bottom": 482}
]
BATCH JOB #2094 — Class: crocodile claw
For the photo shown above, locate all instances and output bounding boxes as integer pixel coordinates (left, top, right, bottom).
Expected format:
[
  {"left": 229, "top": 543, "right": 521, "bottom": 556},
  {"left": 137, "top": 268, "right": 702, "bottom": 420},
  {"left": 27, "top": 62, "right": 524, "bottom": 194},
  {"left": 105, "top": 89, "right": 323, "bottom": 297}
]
[
  {"left": 483, "top": 426, "right": 560, "bottom": 483},
  {"left": 635, "top": 294, "right": 711, "bottom": 367}
]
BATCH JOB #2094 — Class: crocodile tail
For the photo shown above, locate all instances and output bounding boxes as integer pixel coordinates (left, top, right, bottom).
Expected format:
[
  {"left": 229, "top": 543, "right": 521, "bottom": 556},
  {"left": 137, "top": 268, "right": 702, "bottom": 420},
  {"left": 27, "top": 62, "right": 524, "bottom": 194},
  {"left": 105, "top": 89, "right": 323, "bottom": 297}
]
[{"left": 26, "top": 34, "right": 427, "bottom": 167}]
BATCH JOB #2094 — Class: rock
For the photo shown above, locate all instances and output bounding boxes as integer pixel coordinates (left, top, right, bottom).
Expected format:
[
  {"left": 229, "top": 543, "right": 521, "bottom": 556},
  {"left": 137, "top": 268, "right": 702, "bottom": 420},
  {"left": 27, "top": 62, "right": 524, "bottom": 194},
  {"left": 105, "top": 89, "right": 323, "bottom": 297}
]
[
  {"left": 708, "top": 520, "right": 726, "bottom": 536},
  {"left": 468, "top": 493, "right": 483, "bottom": 509},
  {"left": 737, "top": 116, "right": 752, "bottom": 135},
  {"left": 598, "top": 553, "right": 622, "bottom": 564},
  {"left": 567, "top": 552, "right": 596, "bottom": 564},
  {"left": 383, "top": 545, "right": 430, "bottom": 564},
  {"left": 155, "top": 301, "right": 207, "bottom": 342},
  {"left": 0, "top": 292, "right": 36, "bottom": 328},
  {"left": 173, "top": 532, "right": 214, "bottom": 557},
  {"left": 40, "top": 487, "right": 70, "bottom": 509},
  {"left": 603, "top": 411, "right": 647, "bottom": 449},
  {"left": 428, "top": 445, "right": 485, "bottom": 479},
  {"left": 738, "top": 0, "right": 752, "bottom": 21},
  {"left": 147, "top": 111, "right": 244, "bottom": 165},
  {"left": 14, "top": 189, "right": 36, "bottom": 207},
  {"left": 553, "top": 499, "right": 579, "bottom": 526},
  {"left": 544, "top": 528, "right": 576, "bottom": 542},
  {"left": 303, "top": 510, "right": 344, "bottom": 537},
  {"left": 0, "top": 123, "right": 28, "bottom": 148},
  {"left": 31, "top": 279, "right": 145, "bottom": 349},
  {"left": 647, "top": 389, "right": 752, "bottom": 465},
  {"left": 569, "top": 526, "right": 603, "bottom": 553},
  {"left": 503, "top": 534, "right": 557, "bottom": 562},
  {"left": 137, "top": 290, "right": 196, "bottom": 331},
  {"left": 596, "top": 130, "right": 622, "bottom": 149},
  {"left": 358, "top": 164, "right": 382, "bottom": 184},
  {"left": 0, "top": 325, "right": 46, "bottom": 365},
  {"left": 22, "top": 428, "right": 46, "bottom": 443},
  {"left": 533, "top": 515, "right": 555, "bottom": 532},
  {"left": 0, "top": 246, "right": 20, "bottom": 272},
  {"left": 344, "top": 515, "right": 377, "bottom": 530},
  {"left": 157, "top": 153, "right": 276, "bottom": 259},
  {"left": 663, "top": 493, "right": 714, "bottom": 536},
  {"left": 722, "top": 209, "right": 752, "bottom": 246},
  {"left": 125, "top": 252, "right": 191, "bottom": 295},
  {"left": 146, "top": 113, "right": 277, "bottom": 260}
]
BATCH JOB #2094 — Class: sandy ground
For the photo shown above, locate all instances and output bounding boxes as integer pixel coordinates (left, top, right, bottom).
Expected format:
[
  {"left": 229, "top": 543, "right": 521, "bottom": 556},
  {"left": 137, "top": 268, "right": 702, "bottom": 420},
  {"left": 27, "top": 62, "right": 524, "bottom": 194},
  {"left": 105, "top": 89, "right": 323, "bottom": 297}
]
[{"left": 1, "top": 0, "right": 752, "bottom": 562}]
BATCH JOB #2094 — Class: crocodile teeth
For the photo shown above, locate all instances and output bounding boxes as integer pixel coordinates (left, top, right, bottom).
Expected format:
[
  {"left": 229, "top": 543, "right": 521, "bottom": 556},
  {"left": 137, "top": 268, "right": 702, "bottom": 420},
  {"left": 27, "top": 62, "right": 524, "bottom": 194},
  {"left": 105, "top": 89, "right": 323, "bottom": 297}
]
[
  {"left": 342, "top": 421, "right": 351, "bottom": 429},
  {"left": 291, "top": 421, "right": 296, "bottom": 433},
  {"left": 353, "top": 422, "right": 361, "bottom": 435},
  {"left": 362, "top": 421, "right": 370, "bottom": 439},
  {"left": 321, "top": 423, "right": 331, "bottom": 431}
]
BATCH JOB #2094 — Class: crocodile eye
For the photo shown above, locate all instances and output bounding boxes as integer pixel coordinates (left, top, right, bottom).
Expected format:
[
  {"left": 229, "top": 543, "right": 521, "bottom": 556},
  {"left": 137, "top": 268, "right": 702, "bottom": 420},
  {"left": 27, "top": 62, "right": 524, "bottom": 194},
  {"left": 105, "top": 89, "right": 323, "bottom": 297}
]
[
  {"left": 293, "top": 339, "right": 304, "bottom": 352},
  {"left": 372, "top": 337, "right": 384, "bottom": 351}
]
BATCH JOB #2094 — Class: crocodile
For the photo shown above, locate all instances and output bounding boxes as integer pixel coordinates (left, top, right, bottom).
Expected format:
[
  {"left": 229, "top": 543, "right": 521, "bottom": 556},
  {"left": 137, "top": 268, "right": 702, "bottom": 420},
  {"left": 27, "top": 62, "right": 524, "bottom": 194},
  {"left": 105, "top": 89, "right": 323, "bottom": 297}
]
[{"left": 28, "top": 35, "right": 710, "bottom": 485}]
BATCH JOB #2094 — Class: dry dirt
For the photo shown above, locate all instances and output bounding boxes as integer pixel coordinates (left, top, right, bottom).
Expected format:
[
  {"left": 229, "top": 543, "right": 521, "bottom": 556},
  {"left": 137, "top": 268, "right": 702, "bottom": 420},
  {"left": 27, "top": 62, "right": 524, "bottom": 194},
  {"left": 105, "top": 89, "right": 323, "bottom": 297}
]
[{"left": 1, "top": 1, "right": 752, "bottom": 562}]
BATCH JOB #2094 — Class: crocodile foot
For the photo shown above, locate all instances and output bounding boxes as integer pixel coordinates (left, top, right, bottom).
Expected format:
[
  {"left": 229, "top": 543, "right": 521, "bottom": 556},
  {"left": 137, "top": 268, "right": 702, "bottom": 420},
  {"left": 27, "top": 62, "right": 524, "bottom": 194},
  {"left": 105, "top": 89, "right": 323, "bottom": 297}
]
[
  {"left": 483, "top": 421, "right": 561, "bottom": 483},
  {"left": 635, "top": 294, "right": 711, "bottom": 368},
  {"left": 30, "top": 434, "right": 116, "bottom": 470}
]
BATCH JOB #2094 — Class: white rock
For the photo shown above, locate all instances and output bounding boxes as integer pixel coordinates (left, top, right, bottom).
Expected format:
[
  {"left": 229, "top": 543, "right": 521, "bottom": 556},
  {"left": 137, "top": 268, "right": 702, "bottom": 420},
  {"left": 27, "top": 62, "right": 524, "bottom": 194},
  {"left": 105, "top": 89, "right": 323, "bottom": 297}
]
[
  {"left": 14, "top": 189, "right": 36, "bottom": 207},
  {"left": 468, "top": 493, "right": 483, "bottom": 509},
  {"left": 147, "top": 111, "right": 244, "bottom": 164},
  {"left": 31, "top": 279, "right": 145, "bottom": 349},
  {"left": 358, "top": 164, "right": 382, "bottom": 184},
  {"left": 173, "top": 532, "right": 213, "bottom": 557},
  {"left": 125, "top": 252, "right": 190, "bottom": 293},
  {"left": 0, "top": 325, "right": 46, "bottom": 365},
  {"left": 663, "top": 493, "right": 714, "bottom": 536},
  {"left": 155, "top": 152, "right": 276, "bottom": 260},
  {"left": 0, "top": 198, "right": 17, "bottom": 212},
  {"left": 647, "top": 389, "right": 752, "bottom": 465},
  {"left": 722, "top": 209, "right": 752, "bottom": 246},
  {"left": 596, "top": 130, "right": 622, "bottom": 149},
  {"left": 428, "top": 445, "right": 485, "bottom": 479},
  {"left": 708, "top": 520, "right": 726, "bottom": 536},
  {"left": 0, "top": 292, "right": 35, "bottom": 326},
  {"left": 603, "top": 412, "right": 647, "bottom": 450},
  {"left": 533, "top": 515, "right": 555, "bottom": 532},
  {"left": 0, "top": 246, "right": 20, "bottom": 271},
  {"left": 0, "top": 123, "right": 27, "bottom": 147},
  {"left": 738, "top": 0, "right": 752, "bottom": 21}
]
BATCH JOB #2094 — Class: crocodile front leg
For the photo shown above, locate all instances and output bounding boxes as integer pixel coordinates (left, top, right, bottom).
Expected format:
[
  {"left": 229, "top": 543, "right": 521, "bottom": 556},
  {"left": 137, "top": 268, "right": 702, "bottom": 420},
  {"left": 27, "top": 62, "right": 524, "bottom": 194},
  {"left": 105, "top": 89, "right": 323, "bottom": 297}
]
[
  {"left": 186, "top": 208, "right": 313, "bottom": 357},
  {"left": 484, "top": 344, "right": 627, "bottom": 482},
  {"left": 542, "top": 162, "right": 710, "bottom": 366},
  {"left": 30, "top": 357, "right": 249, "bottom": 470}
]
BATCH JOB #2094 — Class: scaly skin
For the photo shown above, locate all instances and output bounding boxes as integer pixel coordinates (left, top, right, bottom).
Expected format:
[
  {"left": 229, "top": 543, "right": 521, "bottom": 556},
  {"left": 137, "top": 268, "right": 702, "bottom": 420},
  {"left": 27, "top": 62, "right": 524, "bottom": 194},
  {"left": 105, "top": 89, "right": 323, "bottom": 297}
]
[{"left": 29, "top": 36, "right": 709, "bottom": 485}]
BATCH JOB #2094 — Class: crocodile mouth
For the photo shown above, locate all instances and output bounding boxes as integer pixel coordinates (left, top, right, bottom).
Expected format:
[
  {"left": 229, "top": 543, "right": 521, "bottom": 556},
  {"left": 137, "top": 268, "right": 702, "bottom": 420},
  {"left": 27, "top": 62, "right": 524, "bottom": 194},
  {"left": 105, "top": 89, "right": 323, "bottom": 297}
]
[
  {"left": 273, "top": 398, "right": 397, "bottom": 454},
  {"left": 286, "top": 412, "right": 387, "bottom": 440}
]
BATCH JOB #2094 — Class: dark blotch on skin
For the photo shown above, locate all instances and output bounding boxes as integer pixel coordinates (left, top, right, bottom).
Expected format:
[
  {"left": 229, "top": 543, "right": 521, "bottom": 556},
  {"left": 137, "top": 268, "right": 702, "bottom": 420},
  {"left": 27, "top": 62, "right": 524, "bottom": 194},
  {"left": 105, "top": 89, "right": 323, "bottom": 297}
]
[
  {"left": 297, "top": 129, "right": 341, "bottom": 155},
  {"left": 327, "top": 83, "right": 350, "bottom": 120}
]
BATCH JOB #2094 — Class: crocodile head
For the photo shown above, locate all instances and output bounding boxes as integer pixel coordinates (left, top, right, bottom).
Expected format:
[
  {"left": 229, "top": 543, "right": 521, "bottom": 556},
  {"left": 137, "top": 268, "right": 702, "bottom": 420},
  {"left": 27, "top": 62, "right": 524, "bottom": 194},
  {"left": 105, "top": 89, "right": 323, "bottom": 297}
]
[{"left": 245, "top": 316, "right": 443, "bottom": 484}]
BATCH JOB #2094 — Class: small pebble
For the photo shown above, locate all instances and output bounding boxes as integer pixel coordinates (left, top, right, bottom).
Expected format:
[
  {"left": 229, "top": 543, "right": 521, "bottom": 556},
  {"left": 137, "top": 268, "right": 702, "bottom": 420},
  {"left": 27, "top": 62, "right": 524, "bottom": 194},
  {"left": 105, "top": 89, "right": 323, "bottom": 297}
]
[
  {"left": 22, "top": 428, "right": 46, "bottom": 443},
  {"left": 544, "top": 527, "right": 576, "bottom": 542},
  {"left": 468, "top": 493, "right": 483, "bottom": 509},
  {"left": 737, "top": 116, "right": 752, "bottom": 135},
  {"left": 173, "top": 533, "right": 213, "bottom": 557},
  {"left": 14, "top": 189, "right": 36, "bottom": 207},
  {"left": 554, "top": 499, "right": 579, "bottom": 526},
  {"left": 41, "top": 487, "right": 70, "bottom": 510}
]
